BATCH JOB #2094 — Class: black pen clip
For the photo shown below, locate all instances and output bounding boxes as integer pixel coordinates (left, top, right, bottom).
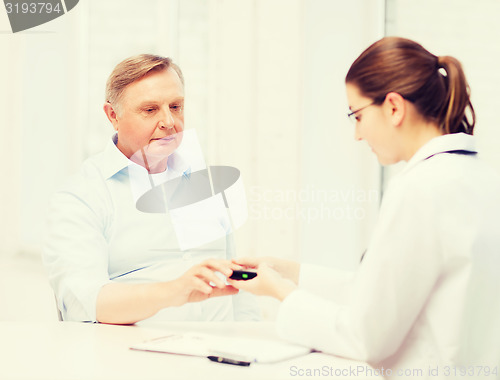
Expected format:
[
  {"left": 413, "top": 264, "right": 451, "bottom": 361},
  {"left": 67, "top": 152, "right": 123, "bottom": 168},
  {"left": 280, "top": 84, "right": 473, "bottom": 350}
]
[{"left": 207, "top": 356, "right": 251, "bottom": 366}]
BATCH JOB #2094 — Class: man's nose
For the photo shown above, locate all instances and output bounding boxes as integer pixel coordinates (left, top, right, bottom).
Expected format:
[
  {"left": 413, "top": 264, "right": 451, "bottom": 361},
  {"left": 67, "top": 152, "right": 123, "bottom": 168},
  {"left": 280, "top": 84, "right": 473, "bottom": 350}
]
[{"left": 158, "top": 109, "right": 175, "bottom": 130}]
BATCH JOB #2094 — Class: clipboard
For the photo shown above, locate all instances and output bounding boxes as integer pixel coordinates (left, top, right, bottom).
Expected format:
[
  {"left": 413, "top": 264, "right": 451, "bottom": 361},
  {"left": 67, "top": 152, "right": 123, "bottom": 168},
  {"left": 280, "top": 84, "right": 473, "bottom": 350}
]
[{"left": 130, "top": 331, "right": 312, "bottom": 364}]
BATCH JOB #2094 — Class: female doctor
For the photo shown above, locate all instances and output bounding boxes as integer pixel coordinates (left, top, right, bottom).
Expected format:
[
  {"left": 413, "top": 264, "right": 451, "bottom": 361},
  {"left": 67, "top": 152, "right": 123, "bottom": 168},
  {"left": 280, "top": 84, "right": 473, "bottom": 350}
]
[{"left": 228, "top": 37, "right": 500, "bottom": 377}]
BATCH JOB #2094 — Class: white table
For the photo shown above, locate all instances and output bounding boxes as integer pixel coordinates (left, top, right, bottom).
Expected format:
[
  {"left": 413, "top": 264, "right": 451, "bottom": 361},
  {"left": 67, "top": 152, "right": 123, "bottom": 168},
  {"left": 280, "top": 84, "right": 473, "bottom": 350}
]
[{"left": 0, "top": 321, "right": 379, "bottom": 380}]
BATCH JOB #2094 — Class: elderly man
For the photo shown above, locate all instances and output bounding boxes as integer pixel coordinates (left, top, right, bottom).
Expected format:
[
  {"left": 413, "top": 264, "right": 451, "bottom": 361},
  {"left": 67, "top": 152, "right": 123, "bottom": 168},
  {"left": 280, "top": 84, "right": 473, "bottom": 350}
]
[{"left": 43, "top": 54, "right": 258, "bottom": 324}]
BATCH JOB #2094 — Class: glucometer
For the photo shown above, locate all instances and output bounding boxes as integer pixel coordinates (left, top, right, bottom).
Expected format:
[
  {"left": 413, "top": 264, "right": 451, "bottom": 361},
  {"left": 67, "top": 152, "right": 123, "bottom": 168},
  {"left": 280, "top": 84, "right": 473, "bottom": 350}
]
[{"left": 229, "top": 270, "right": 257, "bottom": 280}]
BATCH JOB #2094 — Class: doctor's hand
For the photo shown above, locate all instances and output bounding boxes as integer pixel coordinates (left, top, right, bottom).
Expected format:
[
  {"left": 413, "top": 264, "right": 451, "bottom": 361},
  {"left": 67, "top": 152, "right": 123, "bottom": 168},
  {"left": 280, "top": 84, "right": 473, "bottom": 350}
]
[
  {"left": 227, "top": 263, "right": 298, "bottom": 301},
  {"left": 231, "top": 256, "right": 301, "bottom": 285},
  {"left": 172, "top": 259, "right": 240, "bottom": 306}
]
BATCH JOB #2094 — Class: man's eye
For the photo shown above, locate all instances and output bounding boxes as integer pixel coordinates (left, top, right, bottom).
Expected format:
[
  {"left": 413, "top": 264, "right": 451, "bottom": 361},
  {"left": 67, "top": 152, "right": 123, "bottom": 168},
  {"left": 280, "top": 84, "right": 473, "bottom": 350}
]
[{"left": 170, "top": 104, "right": 183, "bottom": 112}]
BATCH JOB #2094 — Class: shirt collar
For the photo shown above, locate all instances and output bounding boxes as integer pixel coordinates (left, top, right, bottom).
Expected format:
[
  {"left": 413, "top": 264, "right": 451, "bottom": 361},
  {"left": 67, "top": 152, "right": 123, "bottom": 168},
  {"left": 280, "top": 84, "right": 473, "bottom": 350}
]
[
  {"left": 99, "top": 133, "right": 130, "bottom": 180},
  {"left": 99, "top": 133, "right": 191, "bottom": 180},
  {"left": 400, "top": 132, "right": 477, "bottom": 175}
]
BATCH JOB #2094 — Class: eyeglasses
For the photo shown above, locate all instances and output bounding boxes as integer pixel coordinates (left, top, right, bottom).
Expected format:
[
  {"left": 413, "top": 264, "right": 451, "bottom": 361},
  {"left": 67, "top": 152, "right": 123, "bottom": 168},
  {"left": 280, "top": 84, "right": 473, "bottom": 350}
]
[{"left": 347, "top": 101, "right": 376, "bottom": 124}]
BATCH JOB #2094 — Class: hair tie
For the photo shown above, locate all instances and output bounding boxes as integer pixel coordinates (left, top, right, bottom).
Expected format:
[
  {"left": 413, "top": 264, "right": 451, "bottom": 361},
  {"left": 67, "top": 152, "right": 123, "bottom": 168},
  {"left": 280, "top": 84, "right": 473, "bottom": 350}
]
[{"left": 436, "top": 56, "right": 447, "bottom": 76}]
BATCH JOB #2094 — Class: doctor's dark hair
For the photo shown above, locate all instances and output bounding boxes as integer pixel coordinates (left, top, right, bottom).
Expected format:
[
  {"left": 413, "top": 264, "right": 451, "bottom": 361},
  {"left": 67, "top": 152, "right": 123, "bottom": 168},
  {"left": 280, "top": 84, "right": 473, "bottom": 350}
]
[
  {"left": 105, "top": 54, "right": 184, "bottom": 114},
  {"left": 345, "top": 37, "right": 475, "bottom": 135}
]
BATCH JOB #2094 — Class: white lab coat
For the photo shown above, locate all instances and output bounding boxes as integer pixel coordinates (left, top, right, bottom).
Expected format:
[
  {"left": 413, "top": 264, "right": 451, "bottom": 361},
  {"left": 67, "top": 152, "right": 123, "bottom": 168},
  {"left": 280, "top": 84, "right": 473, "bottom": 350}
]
[{"left": 276, "top": 133, "right": 500, "bottom": 379}]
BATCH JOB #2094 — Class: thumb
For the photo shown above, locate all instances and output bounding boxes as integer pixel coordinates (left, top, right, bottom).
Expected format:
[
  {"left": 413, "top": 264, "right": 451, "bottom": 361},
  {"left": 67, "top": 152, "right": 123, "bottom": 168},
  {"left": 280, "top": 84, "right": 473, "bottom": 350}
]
[{"left": 232, "top": 256, "right": 260, "bottom": 269}]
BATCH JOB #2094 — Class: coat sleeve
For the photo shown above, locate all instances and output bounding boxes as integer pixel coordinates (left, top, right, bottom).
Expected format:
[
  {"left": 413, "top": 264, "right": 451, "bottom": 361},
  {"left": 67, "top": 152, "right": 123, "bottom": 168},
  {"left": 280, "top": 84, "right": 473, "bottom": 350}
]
[{"left": 299, "top": 263, "right": 355, "bottom": 305}]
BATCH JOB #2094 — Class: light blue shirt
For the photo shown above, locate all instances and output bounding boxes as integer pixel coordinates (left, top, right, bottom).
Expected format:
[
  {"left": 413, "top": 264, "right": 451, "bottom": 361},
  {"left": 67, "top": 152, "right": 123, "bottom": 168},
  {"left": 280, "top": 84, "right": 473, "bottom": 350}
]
[{"left": 43, "top": 133, "right": 259, "bottom": 322}]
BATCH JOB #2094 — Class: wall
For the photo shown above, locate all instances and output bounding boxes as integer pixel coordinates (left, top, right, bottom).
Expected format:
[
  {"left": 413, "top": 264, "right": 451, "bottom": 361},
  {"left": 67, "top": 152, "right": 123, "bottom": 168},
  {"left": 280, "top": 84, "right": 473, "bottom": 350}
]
[
  {"left": 0, "top": 0, "right": 384, "bottom": 268},
  {"left": 383, "top": 0, "right": 500, "bottom": 187},
  {"left": 1, "top": 0, "right": 499, "bottom": 321}
]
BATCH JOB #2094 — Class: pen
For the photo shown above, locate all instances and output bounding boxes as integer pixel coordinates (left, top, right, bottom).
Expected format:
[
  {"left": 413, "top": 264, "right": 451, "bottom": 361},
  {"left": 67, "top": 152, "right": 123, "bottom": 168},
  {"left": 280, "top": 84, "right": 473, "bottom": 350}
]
[{"left": 207, "top": 355, "right": 251, "bottom": 366}]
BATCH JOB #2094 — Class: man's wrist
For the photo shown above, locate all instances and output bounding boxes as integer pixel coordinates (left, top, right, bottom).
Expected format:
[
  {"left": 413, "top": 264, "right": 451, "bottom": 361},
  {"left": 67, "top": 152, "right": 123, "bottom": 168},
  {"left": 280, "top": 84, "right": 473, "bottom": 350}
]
[{"left": 154, "top": 280, "right": 184, "bottom": 308}]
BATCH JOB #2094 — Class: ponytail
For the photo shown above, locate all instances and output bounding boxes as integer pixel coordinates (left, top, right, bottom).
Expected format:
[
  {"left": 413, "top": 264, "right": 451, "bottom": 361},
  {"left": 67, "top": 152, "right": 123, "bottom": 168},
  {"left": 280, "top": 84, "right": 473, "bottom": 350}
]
[
  {"left": 346, "top": 37, "right": 475, "bottom": 135},
  {"left": 437, "top": 56, "right": 475, "bottom": 134}
]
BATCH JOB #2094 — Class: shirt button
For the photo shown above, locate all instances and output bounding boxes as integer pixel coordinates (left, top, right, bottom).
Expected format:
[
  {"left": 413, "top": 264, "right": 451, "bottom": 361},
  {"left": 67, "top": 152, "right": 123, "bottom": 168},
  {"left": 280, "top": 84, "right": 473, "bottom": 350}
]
[{"left": 183, "top": 252, "right": 192, "bottom": 261}]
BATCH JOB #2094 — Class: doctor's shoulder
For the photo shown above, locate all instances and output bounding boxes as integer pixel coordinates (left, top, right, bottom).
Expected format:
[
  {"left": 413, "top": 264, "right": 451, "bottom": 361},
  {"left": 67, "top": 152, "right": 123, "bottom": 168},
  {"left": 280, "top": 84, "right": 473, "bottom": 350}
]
[{"left": 379, "top": 158, "right": 490, "bottom": 219}]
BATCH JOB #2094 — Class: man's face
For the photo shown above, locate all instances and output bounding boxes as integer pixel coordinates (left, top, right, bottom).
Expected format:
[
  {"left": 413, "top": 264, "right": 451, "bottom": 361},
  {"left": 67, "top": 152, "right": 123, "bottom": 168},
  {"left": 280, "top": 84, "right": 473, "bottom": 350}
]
[{"left": 110, "top": 67, "right": 184, "bottom": 171}]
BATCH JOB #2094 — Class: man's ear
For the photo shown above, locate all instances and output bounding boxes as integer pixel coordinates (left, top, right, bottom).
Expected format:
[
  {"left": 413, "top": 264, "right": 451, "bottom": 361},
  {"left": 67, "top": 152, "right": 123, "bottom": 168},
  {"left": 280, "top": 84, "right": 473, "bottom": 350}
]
[
  {"left": 383, "top": 92, "right": 406, "bottom": 127},
  {"left": 103, "top": 102, "right": 119, "bottom": 131}
]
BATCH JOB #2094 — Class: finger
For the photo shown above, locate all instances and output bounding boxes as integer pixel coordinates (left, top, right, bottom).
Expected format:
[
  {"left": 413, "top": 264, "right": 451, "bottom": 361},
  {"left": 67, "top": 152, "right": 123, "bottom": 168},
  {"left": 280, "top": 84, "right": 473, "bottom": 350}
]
[
  {"left": 196, "top": 266, "right": 226, "bottom": 288},
  {"left": 226, "top": 278, "right": 255, "bottom": 292},
  {"left": 210, "top": 285, "right": 239, "bottom": 298},
  {"left": 201, "top": 259, "right": 234, "bottom": 277},
  {"left": 230, "top": 262, "right": 244, "bottom": 270},
  {"left": 231, "top": 257, "right": 260, "bottom": 269},
  {"left": 191, "top": 276, "right": 213, "bottom": 294}
]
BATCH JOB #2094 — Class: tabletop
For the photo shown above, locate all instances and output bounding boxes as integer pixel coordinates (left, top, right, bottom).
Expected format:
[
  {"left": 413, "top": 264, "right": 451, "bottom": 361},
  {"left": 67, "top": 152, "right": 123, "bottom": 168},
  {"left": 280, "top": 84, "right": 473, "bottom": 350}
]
[{"left": 0, "top": 321, "right": 379, "bottom": 380}]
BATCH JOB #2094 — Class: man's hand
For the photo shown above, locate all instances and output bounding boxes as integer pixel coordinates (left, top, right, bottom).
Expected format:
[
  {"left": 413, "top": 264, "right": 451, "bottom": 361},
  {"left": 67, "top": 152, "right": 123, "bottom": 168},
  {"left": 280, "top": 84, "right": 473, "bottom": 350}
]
[
  {"left": 172, "top": 259, "right": 240, "bottom": 305},
  {"left": 97, "top": 258, "right": 241, "bottom": 325}
]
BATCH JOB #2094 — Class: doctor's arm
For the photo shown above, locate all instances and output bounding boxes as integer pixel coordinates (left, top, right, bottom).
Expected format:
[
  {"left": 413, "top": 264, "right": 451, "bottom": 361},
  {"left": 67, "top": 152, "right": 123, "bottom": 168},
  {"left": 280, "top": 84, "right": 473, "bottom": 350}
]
[{"left": 231, "top": 185, "right": 443, "bottom": 363}]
